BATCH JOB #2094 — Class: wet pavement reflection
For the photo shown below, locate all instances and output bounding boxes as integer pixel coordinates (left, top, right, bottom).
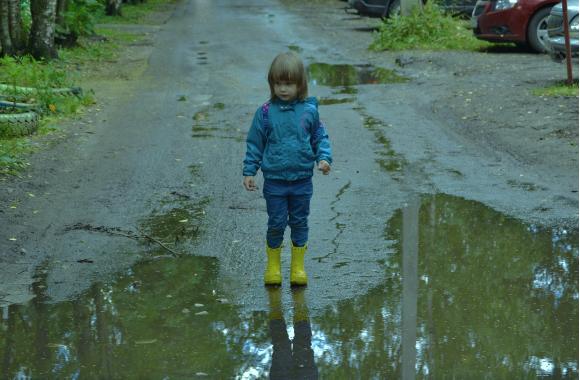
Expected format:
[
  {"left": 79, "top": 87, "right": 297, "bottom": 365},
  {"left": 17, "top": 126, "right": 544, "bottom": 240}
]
[{"left": 0, "top": 194, "right": 577, "bottom": 378}]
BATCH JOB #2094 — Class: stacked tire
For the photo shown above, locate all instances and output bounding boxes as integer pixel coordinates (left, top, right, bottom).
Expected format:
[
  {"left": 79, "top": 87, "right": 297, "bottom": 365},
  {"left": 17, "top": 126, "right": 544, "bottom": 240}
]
[{"left": 0, "top": 84, "right": 82, "bottom": 138}]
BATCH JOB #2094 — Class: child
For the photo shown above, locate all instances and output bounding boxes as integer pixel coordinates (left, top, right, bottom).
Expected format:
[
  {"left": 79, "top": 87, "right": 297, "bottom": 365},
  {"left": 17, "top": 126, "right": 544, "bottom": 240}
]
[{"left": 243, "top": 51, "right": 332, "bottom": 286}]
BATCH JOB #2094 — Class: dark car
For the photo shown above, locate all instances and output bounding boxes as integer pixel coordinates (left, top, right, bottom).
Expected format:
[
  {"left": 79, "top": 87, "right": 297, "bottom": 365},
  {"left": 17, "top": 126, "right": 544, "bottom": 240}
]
[
  {"left": 546, "top": 0, "right": 579, "bottom": 60},
  {"left": 348, "top": 0, "right": 401, "bottom": 17},
  {"left": 471, "top": 0, "right": 559, "bottom": 52},
  {"left": 348, "top": 0, "right": 476, "bottom": 17}
]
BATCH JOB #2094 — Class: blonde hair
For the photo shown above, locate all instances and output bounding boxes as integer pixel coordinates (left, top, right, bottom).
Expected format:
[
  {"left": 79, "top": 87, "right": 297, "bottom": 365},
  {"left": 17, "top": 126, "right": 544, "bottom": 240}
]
[{"left": 267, "top": 52, "right": 308, "bottom": 101}]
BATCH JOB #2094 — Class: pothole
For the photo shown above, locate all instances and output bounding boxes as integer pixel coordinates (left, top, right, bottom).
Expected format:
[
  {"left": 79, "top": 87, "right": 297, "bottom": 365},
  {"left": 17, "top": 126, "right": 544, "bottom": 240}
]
[{"left": 307, "top": 63, "right": 409, "bottom": 87}]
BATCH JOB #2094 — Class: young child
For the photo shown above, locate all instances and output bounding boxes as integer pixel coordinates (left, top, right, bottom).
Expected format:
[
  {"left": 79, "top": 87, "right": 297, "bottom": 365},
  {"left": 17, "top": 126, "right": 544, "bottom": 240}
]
[{"left": 243, "top": 51, "right": 332, "bottom": 286}]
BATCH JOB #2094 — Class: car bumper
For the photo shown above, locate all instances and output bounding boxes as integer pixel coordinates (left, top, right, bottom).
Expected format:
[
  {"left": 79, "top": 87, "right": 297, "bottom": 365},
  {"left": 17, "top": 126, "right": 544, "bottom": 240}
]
[
  {"left": 547, "top": 36, "right": 580, "bottom": 60},
  {"left": 471, "top": 1, "right": 528, "bottom": 43}
]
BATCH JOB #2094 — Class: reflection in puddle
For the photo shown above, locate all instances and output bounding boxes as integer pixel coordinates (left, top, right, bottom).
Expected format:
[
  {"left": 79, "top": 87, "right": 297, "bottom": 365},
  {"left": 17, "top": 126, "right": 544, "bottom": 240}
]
[
  {"left": 307, "top": 63, "right": 409, "bottom": 87},
  {"left": 311, "top": 194, "right": 578, "bottom": 378},
  {"left": 0, "top": 195, "right": 576, "bottom": 378},
  {"left": 140, "top": 196, "right": 210, "bottom": 245}
]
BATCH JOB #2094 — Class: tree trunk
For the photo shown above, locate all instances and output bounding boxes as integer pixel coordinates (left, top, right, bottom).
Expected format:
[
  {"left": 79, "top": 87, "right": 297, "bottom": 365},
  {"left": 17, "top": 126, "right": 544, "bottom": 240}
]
[
  {"left": 29, "top": 0, "right": 58, "bottom": 59},
  {"left": 7, "top": 0, "right": 24, "bottom": 51},
  {"left": 0, "top": 0, "right": 14, "bottom": 55},
  {"left": 55, "top": 0, "right": 67, "bottom": 26},
  {"left": 105, "top": 0, "right": 122, "bottom": 16}
]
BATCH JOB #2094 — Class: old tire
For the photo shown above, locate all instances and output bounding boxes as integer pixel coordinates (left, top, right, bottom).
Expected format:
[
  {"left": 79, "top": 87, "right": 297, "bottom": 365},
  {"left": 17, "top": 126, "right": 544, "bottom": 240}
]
[
  {"left": 527, "top": 7, "right": 552, "bottom": 53},
  {"left": 0, "top": 112, "right": 39, "bottom": 137},
  {"left": 0, "top": 83, "right": 82, "bottom": 97},
  {"left": 0, "top": 100, "right": 40, "bottom": 111}
]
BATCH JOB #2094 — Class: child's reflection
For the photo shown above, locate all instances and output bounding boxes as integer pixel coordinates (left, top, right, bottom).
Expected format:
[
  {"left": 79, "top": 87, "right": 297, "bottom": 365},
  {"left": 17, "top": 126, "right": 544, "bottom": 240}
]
[{"left": 267, "top": 287, "right": 318, "bottom": 380}]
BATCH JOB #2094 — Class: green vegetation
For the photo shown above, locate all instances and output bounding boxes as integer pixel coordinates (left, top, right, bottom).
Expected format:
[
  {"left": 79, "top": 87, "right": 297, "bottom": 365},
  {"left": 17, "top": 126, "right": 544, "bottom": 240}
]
[
  {"left": 370, "top": 3, "right": 490, "bottom": 51},
  {"left": 95, "top": 0, "right": 179, "bottom": 24},
  {"left": 0, "top": 0, "right": 176, "bottom": 176},
  {"left": 532, "top": 81, "right": 579, "bottom": 97}
]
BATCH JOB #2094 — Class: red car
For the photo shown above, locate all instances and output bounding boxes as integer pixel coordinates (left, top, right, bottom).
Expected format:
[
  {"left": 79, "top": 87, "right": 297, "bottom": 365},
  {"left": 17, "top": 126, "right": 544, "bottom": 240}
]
[{"left": 471, "top": 0, "right": 560, "bottom": 52}]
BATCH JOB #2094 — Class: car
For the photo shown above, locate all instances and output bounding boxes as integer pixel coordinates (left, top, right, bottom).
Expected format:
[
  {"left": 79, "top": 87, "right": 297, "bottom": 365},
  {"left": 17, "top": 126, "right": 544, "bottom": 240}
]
[
  {"left": 347, "top": 0, "right": 401, "bottom": 18},
  {"left": 471, "top": 0, "right": 560, "bottom": 52},
  {"left": 546, "top": 0, "right": 579, "bottom": 60},
  {"left": 347, "top": 0, "right": 476, "bottom": 17}
]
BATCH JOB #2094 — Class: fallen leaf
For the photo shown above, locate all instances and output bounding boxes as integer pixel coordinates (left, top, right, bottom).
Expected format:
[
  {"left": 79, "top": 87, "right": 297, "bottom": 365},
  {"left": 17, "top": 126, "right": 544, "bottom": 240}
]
[{"left": 49, "top": 104, "right": 57, "bottom": 112}]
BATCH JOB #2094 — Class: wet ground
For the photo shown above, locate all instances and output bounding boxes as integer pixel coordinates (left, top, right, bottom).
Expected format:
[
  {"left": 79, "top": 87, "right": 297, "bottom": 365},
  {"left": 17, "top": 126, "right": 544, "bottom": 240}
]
[{"left": 0, "top": 0, "right": 578, "bottom": 378}]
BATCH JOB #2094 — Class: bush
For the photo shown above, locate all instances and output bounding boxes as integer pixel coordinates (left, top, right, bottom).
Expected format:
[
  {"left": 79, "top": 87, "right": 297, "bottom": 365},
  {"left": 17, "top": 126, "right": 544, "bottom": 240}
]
[
  {"left": 56, "top": 0, "right": 102, "bottom": 46},
  {"left": 370, "top": 2, "right": 489, "bottom": 51}
]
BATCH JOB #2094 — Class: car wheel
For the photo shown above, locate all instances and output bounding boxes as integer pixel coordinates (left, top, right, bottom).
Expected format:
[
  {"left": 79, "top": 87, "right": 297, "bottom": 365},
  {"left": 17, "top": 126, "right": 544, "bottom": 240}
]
[
  {"left": 527, "top": 7, "right": 552, "bottom": 53},
  {"left": 388, "top": 0, "right": 401, "bottom": 17}
]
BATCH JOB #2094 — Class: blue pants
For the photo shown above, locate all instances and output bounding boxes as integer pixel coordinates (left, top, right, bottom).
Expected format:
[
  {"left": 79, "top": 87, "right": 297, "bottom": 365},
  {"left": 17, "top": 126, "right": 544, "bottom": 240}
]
[{"left": 263, "top": 177, "right": 313, "bottom": 248}]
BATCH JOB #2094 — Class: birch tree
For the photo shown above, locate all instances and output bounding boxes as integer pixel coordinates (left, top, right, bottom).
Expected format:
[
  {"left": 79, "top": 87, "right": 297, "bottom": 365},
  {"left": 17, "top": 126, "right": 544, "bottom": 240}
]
[{"left": 29, "top": 0, "right": 58, "bottom": 59}]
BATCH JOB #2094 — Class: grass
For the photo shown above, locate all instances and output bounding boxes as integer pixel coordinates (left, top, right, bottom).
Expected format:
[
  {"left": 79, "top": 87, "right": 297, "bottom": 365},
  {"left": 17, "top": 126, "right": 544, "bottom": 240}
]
[
  {"left": 532, "top": 81, "right": 579, "bottom": 97},
  {"left": 370, "top": 2, "right": 490, "bottom": 51},
  {"left": 0, "top": 0, "right": 176, "bottom": 176}
]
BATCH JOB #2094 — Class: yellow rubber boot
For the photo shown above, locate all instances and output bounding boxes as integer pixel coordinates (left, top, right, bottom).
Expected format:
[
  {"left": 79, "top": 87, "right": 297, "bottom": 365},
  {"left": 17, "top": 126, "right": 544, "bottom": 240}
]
[
  {"left": 292, "top": 288, "right": 309, "bottom": 322},
  {"left": 264, "top": 245, "right": 282, "bottom": 286},
  {"left": 290, "top": 243, "right": 308, "bottom": 286}
]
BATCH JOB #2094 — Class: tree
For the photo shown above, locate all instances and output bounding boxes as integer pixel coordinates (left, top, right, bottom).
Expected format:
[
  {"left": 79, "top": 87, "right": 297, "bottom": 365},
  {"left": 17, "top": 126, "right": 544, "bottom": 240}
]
[
  {"left": 0, "top": 0, "right": 14, "bottom": 55},
  {"left": 29, "top": 0, "right": 58, "bottom": 59},
  {"left": 8, "top": 0, "right": 25, "bottom": 51},
  {"left": 105, "top": 0, "right": 122, "bottom": 16}
]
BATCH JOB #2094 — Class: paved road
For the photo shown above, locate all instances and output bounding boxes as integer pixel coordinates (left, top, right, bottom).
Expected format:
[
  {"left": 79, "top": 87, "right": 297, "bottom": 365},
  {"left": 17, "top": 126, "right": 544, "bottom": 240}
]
[{"left": 1, "top": 0, "right": 577, "bottom": 315}]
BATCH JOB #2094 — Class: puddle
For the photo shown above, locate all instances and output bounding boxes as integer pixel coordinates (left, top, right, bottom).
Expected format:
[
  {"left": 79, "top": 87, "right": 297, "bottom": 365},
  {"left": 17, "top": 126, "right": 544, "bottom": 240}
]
[
  {"left": 140, "top": 195, "right": 210, "bottom": 246},
  {"left": 287, "top": 45, "right": 303, "bottom": 53},
  {"left": 307, "top": 63, "right": 409, "bottom": 87},
  {"left": 192, "top": 107, "right": 244, "bottom": 142},
  {"left": 364, "top": 115, "right": 406, "bottom": 174},
  {"left": 334, "top": 86, "right": 358, "bottom": 95},
  {"left": 1, "top": 195, "right": 576, "bottom": 378},
  {"left": 318, "top": 97, "right": 355, "bottom": 106}
]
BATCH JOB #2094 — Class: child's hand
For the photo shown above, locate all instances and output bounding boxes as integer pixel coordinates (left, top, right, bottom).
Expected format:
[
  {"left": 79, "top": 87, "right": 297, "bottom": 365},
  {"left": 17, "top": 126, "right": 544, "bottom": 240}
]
[
  {"left": 318, "top": 160, "right": 331, "bottom": 175},
  {"left": 243, "top": 176, "right": 258, "bottom": 191}
]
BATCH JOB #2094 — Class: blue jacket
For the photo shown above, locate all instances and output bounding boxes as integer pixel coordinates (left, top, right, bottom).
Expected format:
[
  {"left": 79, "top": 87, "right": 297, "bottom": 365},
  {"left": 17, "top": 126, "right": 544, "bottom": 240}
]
[{"left": 243, "top": 97, "right": 332, "bottom": 181}]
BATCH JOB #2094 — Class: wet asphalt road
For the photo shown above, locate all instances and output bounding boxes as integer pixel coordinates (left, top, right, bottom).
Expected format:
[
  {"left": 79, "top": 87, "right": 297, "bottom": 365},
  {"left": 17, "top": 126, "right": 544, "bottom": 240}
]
[{"left": 0, "top": 0, "right": 577, "bottom": 377}]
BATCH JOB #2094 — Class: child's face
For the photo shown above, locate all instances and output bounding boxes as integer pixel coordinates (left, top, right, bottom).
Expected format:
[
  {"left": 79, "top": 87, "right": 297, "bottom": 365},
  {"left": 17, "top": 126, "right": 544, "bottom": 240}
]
[{"left": 274, "top": 81, "right": 298, "bottom": 102}]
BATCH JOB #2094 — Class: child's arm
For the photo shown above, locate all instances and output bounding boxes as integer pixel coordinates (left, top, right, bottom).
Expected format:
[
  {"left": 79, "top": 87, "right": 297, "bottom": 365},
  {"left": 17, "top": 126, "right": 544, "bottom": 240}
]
[
  {"left": 311, "top": 115, "right": 332, "bottom": 175},
  {"left": 243, "top": 109, "right": 266, "bottom": 190}
]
